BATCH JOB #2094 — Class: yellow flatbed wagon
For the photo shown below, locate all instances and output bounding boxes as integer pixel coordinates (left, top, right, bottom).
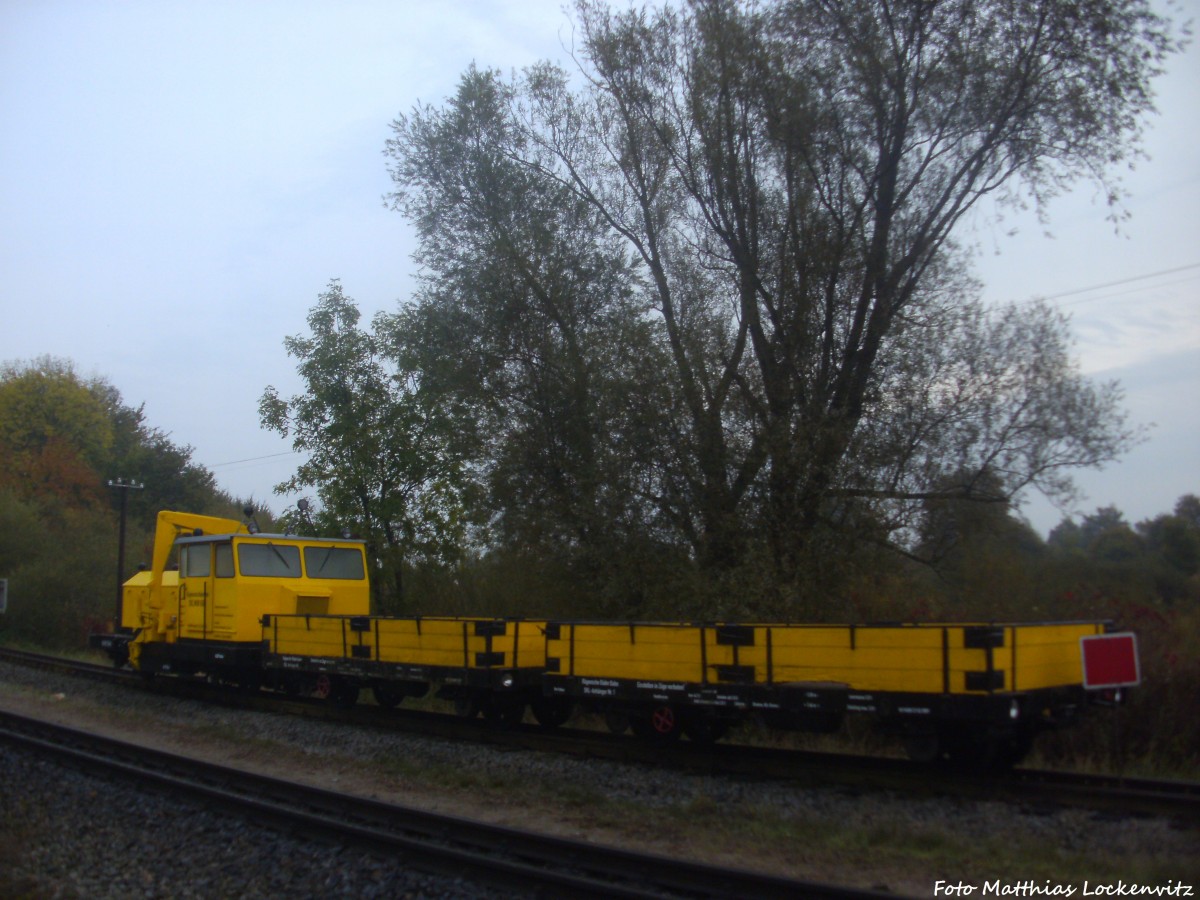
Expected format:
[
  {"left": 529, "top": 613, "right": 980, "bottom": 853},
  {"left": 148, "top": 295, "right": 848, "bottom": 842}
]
[
  {"left": 262, "top": 614, "right": 566, "bottom": 723},
  {"left": 542, "top": 620, "right": 1116, "bottom": 763}
]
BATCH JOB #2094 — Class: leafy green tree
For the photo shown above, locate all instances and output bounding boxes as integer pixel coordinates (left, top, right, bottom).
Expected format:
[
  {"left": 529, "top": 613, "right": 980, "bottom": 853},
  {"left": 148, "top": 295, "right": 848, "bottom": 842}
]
[
  {"left": 383, "top": 67, "right": 691, "bottom": 612},
  {"left": 1087, "top": 524, "right": 1145, "bottom": 565},
  {"left": 1048, "top": 505, "right": 1146, "bottom": 563},
  {"left": 260, "top": 281, "right": 476, "bottom": 610},
  {"left": 1047, "top": 518, "right": 1084, "bottom": 554},
  {"left": 1173, "top": 494, "right": 1200, "bottom": 529},
  {"left": 385, "top": 0, "right": 1174, "bottom": 613},
  {"left": 1079, "top": 506, "right": 1129, "bottom": 543},
  {"left": 1138, "top": 495, "right": 1200, "bottom": 578},
  {"left": 918, "top": 471, "right": 1041, "bottom": 562}
]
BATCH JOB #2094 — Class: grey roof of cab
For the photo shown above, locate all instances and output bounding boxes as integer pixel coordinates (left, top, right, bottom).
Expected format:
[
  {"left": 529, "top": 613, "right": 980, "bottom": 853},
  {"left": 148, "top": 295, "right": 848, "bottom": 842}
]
[{"left": 172, "top": 533, "right": 366, "bottom": 545}]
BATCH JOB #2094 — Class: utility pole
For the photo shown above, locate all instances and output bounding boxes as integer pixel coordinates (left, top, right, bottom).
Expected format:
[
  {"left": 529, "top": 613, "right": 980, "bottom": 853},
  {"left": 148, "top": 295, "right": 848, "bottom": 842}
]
[{"left": 107, "top": 478, "right": 144, "bottom": 632}]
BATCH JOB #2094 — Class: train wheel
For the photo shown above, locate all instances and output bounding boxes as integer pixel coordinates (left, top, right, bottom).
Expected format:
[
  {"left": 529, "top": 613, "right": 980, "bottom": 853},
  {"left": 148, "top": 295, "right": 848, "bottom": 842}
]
[
  {"left": 604, "top": 711, "right": 630, "bottom": 735},
  {"left": 994, "top": 731, "right": 1035, "bottom": 769},
  {"left": 372, "top": 684, "right": 403, "bottom": 710},
  {"left": 988, "top": 734, "right": 1036, "bottom": 768},
  {"left": 903, "top": 732, "right": 942, "bottom": 764},
  {"left": 942, "top": 727, "right": 1000, "bottom": 771},
  {"left": 684, "top": 717, "right": 729, "bottom": 745},
  {"left": 454, "top": 695, "right": 479, "bottom": 718},
  {"left": 329, "top": 680, "right": 360, "bottom": 710},
  {"left": 530, "top": 697, "right": 573, "bottom": 728},
  {"left": 405, "top": 682, "right": 430, "bottom": 700},
  {"left": 486, "top": 695, "right": 526, "bottom": 727},
  {"left": 237, "top": 670, "right": 262, "bottom": 694}
]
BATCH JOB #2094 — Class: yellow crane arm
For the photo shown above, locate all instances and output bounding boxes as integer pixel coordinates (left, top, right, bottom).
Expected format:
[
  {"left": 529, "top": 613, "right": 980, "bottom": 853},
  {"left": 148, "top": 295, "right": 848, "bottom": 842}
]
[{"left": 149, "top": 510, "right": 248, "bottom": 582}]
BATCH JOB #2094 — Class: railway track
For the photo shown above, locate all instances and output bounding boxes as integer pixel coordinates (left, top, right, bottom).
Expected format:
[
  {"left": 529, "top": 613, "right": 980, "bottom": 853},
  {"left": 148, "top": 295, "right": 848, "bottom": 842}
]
[
  {"left": 0, "top": 707, "right": 878, "bottom": 899},
  {"left": 3, "top": 645, "right": 1197, "bottom": 825}
]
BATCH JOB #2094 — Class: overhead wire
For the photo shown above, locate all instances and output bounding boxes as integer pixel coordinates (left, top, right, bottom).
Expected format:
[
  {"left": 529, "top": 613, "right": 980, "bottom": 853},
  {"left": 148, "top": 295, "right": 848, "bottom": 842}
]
[
  {"left": 1040, "top": 262, "right": 1200, "bottom": 305},
  {"left": 208, "top": 451, "right": 300, "bottom": 469}
]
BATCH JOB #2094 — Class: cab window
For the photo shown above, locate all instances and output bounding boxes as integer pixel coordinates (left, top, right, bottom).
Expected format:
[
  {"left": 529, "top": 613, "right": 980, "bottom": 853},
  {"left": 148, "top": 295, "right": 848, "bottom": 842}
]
[
  {"left": 303, "top": 546, "right": 365, "bottom": 580},
  {"left": 215, "top": 543, "right": 234, "bottom": 578},
  {"left": 181, "top": 545, "right": 210, "bottom": 578},
  {"left": 238, "top": 543, "right": 301, "bottom": 578}
]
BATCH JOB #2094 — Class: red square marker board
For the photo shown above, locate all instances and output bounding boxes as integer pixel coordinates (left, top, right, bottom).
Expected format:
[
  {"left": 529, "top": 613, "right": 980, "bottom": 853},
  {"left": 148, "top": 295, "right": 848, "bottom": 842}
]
[{"left": 1080, "top": 632, "right": 1141, "bottom": 689}]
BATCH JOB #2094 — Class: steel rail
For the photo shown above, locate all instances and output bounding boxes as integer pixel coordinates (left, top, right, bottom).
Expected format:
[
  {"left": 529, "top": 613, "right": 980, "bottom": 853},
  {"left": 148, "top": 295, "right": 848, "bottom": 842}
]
[
  {"left": 0, "top": 708, "right": 885, "bottom": 900},
  {"left": 0, "top": 645, "right": 128, "bottom": 681}
]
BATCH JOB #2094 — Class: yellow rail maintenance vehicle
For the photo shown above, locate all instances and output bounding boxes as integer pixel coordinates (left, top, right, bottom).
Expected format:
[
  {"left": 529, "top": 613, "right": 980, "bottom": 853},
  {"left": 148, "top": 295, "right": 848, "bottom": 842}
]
[
  {"left": 89, "top": 511, "right": 1137, "bottom": 766},
  {"left": 92, "top": 510, "right": 370, "bottom": 687},
  {"left": 542, "top": 619, "right": 1118, "bottom": 765},
  {"left": 262, "top": 614, "right": 566, "bottom": 724}
]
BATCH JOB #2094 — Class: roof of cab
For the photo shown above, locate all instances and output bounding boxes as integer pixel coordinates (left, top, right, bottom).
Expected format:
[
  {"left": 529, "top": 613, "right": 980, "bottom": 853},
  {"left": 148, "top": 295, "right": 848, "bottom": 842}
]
[{"left": 173, "top": 532, "right": 366, "bottom": 546}]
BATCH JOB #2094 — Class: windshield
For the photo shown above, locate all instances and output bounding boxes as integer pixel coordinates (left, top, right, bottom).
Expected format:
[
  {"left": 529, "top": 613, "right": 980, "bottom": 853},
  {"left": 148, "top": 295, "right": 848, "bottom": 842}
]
[
  {"left": 238, "top": 542, "right": 302, "bottom": 578},
  {"left": 303, "top": 546, "right": 365, "bottom": 580}
]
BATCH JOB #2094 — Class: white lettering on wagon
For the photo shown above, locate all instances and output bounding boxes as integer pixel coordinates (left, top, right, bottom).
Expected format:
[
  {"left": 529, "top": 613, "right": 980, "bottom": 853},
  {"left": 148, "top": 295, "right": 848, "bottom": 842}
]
[
  {"left": 581, "top": 678, "right": 618, "bottom": 697},
  {"left": 847, "top": 693, "right": 877, "bottom": 712},
  {"left": 636, "top": 681, "right": 686, "bottom": 692}
]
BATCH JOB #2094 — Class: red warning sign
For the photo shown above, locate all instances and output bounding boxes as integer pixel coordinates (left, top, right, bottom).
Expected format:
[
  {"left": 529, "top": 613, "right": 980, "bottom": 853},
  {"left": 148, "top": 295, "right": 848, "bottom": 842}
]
[{"left": 1080, "top": 632, "right": 1141, "bottom": 689}]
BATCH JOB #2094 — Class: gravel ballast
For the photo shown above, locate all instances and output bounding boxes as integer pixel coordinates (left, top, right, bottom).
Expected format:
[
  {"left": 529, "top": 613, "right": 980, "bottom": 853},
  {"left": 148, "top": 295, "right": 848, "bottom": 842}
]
[
  {"left": 0, "top": 741, "right": 522, "bottom": 900},
  {"left": 0, "top": 660, "right": 1196, "bottom": 897}
]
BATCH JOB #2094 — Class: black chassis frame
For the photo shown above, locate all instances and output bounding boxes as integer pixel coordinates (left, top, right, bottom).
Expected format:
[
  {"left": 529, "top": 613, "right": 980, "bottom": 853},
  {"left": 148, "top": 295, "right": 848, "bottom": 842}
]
[
  {"left": 87, "top": 632, "right": 264, "bottom": 678},
  {"left": 542, "top": 673, "right": 1087, "bottom": 735},
  {"left": 260, "top": 651, "right": 544, "bottom": 695},
  {"left": 136, "top": 638, "right": 264, "bottom": 678}
]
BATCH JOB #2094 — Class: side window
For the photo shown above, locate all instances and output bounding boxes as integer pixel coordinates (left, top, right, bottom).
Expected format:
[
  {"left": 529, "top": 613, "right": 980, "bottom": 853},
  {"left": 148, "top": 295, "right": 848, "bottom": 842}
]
[
  {"left": 182, "top": 545, "right": 211, "bottom": 578},
  {"left": 215, "top": 543, "right": 234, "bottom": 578}
]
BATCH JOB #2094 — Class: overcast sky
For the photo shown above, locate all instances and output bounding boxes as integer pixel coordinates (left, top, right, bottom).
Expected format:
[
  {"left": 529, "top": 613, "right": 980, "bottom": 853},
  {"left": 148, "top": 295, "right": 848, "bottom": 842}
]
[{"left": 2, "top": 0, "right": 1197, "bottom": 536}]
